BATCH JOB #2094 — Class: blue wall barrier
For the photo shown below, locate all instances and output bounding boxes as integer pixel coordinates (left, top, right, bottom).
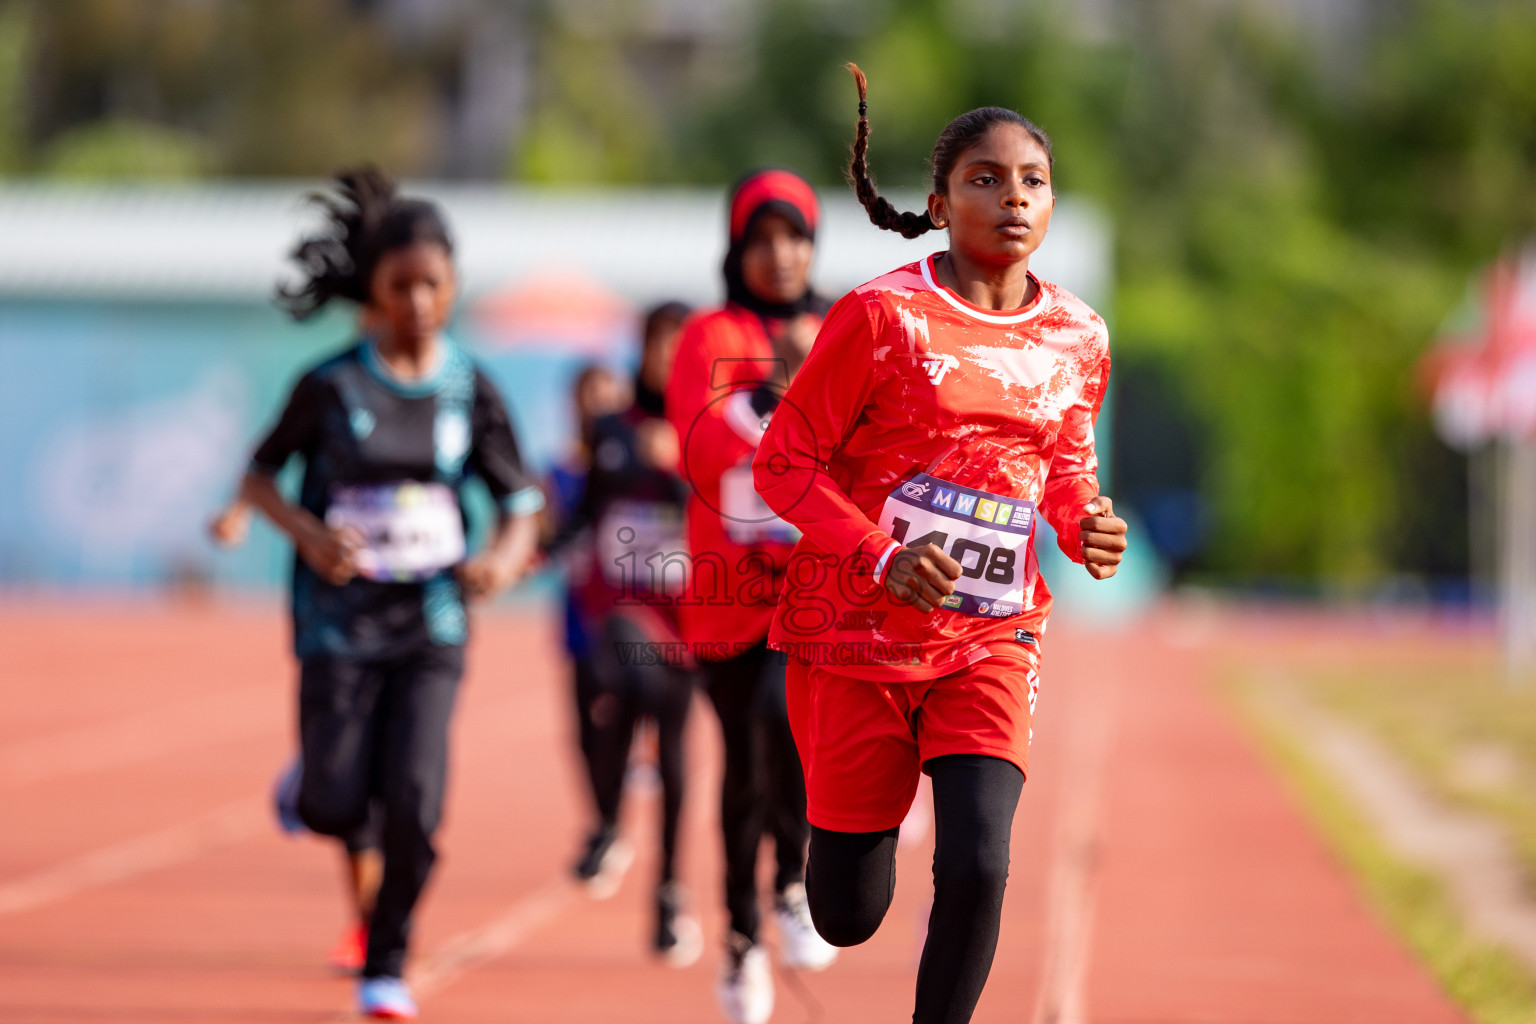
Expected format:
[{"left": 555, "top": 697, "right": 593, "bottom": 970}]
[{"left": 0, "top": 299, "right": 606, "bottom": 591}]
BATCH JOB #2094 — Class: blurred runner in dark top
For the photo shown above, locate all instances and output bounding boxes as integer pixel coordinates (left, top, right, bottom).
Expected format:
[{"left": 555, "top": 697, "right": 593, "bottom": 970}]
[
  {"left": 543, "top": 363, "right": 627, "bottom": 687},
  {"left": 209, "top": 308, "right": 388, "bottom": 978},
  {"left": 545, "top": 302, "right": 705, "bottom": 966},
  {"left": 238, "top": 168, "right": 542, "bottom": 1021}
]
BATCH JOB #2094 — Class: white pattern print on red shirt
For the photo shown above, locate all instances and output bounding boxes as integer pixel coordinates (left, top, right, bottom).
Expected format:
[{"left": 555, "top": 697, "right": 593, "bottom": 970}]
[{"left": 752, "top": 254, "right": 1110, "bottom": 681}]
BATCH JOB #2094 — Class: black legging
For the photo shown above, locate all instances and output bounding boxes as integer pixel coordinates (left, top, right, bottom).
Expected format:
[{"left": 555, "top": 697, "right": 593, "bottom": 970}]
[
  {"left": 700, "top": 639, "right": 808, "bottom": 943},
  {"left": 806, "top": 754, "right": 1023, "bottom": 1024},
  {"left": 581, "top": 612, "right": 694, "bottom": 884},
  {"left": 296, "top": 644, "right": 463, "bottom": 980}
]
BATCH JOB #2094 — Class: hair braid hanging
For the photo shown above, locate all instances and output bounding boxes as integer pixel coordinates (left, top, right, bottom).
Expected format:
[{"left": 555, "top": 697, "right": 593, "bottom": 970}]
[{"left": 845, "top": 63, "right": 934, "bottom": 239}]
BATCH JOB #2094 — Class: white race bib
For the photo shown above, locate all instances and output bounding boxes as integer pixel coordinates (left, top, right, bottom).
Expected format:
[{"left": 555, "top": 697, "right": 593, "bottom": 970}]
[
  {"left": 595, "top": 499, "right": 687, "bottom": 593},
  {"left": 326, "top": 481, "right": 466, "bottom": 582},
  {"left": 875, "top": 473, "right": 1036, "bottom": 618},
  {"left": 720, "top": 463, "right": 800, "bottom": 545}
]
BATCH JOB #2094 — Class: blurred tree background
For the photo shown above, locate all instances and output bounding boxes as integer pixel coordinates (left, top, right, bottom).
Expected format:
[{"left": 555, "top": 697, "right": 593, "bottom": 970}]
[{"left": 4, "top": 0, "right": 1536, "bottom": 591}]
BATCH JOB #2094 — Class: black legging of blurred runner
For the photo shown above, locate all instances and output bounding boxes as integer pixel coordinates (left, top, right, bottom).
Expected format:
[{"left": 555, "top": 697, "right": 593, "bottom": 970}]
[
  {"left": 296, "top": 645, "right": 463, "bottom": 979},
  {"left": 570, "top": 653, "right": 604, "bottom": 801},
  {"left": 805, "top": 754, "right": 1023, "bottom": 1024},
  {"left": 579, "top": 613, "right": 694, "bottom": 884},
  {"left": 340, "top": 805, "right": 383, "bottom": 860},
  {"left": 699, "top": 639, "right": 807, "bottom": 942}
]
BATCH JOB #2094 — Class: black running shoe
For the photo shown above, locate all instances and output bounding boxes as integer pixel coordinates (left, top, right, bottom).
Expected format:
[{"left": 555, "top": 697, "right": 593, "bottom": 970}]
[{"left": 573, "top": 828, "right": 632, "bottom": 899}]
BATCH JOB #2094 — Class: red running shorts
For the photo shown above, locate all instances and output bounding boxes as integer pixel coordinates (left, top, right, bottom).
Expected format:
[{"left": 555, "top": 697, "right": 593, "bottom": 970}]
[{"left": 786, "top": 648, "right": 1039, "bottom": 833}]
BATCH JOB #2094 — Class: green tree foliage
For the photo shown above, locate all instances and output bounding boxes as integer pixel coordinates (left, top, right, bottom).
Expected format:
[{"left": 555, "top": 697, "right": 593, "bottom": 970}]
[
  {"left": 514, "top": 21, "right": 668, "bottom": 184},
  {"left": 0, "top": 2, "right": 28, "bottom": 172},
  {"left": 38, "top": 118, "right": 211, "bottom": 178},
  {"left": 10, "top": 0, "right": 441, "bottom": 177}
]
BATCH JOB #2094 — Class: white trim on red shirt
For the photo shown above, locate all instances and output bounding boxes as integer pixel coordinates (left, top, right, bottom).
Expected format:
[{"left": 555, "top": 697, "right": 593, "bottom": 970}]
[
  {"left": 918, "top": 254, "right": 1050, "bottom": 326},
  {"left": 872, "top": 539, "right": 902, "bottom": 584}
]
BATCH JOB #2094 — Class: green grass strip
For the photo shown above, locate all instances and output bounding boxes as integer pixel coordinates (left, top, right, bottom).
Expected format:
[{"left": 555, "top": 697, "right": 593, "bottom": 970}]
[{"left": 1228, "top": 676, "right": 1536, "bottom": 1024}]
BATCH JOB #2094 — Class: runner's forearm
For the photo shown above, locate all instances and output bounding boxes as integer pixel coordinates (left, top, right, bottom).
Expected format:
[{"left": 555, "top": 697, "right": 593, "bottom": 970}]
[
  {"left": 239, "top": 471, "right": 324, "bottom": 547},
  {"left": 485, "top": 511, "right": 539, "bottom": 575}
]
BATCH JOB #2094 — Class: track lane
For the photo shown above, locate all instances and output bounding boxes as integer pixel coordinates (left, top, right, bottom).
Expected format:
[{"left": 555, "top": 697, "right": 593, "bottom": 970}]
[{"left": 0, "top": 602, "right": 1477, "bottom": 1023}]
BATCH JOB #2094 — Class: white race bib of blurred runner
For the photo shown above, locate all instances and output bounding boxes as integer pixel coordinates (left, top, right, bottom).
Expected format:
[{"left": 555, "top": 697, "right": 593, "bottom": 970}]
[
  {"left": 875, "top": 473, "right": 1037, "bottom": 618},
  {"left": 720, "top": 463, "right": 800, "bottom": 545},
  {"left": 326, "top": 482, "right": 465, "bottom": 582},
  {"left": 596, "top": 499, "right": 687, "bottom": 593}
]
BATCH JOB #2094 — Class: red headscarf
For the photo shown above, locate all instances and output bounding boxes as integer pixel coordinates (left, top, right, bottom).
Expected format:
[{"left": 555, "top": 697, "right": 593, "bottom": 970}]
[
  {"left": 728, "top": 169, "right": 820, "bottom": 244},
  {"left": 723, "top": 168, "right": 823, "bottom": 319}
]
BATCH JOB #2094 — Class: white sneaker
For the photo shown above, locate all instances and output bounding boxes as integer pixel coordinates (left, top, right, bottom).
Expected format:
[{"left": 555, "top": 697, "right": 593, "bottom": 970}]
[
  {"left": 655, "top": 882, "right": 704, "bottom": 968},
  {"left": 716, "top": 932, "right": 773, "bottom": 1024},
  {"left": 661, "top": 912, "right": 703, "bottom": 968},
  {"left": 576, "top": 833, "right": 634, "bottom": 901},
  {"left": 774, "top": 882, "right": 838, "bottom": 971}
]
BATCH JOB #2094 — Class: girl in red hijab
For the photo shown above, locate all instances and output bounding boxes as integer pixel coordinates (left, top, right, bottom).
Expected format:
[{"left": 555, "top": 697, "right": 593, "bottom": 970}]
[{"left": 665, "top": 169, "right": 838, "bottom": 1024}]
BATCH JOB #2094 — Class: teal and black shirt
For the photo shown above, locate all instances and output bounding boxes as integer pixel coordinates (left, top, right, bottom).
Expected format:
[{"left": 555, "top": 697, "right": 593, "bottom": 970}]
[{"left": 251, "top": 338, "right": 544, "bottom": 661}]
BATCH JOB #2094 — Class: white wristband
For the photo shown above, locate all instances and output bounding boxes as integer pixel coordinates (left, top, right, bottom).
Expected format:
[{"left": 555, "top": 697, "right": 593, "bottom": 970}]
[{"left": 872, "top": 540, "right": 902, "bottom": 584}]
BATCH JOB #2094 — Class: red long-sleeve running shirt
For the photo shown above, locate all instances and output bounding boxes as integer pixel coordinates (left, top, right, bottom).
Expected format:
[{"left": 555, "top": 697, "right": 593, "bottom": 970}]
[
  {"left": 753, "top": 254, "right": 1110, "bottom": 681},
  {"left": 667, "top": 305, "right": 806, "bottom": 652}
]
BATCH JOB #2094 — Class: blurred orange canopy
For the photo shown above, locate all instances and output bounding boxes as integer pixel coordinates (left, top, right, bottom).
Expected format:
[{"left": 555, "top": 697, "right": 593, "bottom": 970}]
[{"left": 472, "top": 271, "right": 634, "bottom": 356}]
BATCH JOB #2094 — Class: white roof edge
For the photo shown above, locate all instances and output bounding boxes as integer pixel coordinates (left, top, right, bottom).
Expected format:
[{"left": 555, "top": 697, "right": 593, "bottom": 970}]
[{"left": 0, "top": 182, "right": 1109, "bottom": 308}]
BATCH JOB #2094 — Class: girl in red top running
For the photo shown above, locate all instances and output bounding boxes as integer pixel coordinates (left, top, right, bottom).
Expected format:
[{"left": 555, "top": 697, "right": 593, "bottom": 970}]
[{"left": 753, "top": 66, "right": 1129, "bottom": 1024}]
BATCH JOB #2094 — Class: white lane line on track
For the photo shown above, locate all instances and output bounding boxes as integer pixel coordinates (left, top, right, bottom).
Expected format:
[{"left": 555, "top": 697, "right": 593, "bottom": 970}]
[
  {"left": 412, "top": 880, "right": 577, "bottom": 994},
  {"left": 327, "top": 880, "right": 577, "bottom": 1021},
  {"left": 0, "top": 684, "right": 542, "bottom": 913},
  {"left": 0, "top": 686, "right": 277, "bottom": 787},
  {"left": 1030, "top": 668, "right": 1122, "bottom": 1024},
  {"left": 0, "top": 794, "right": 266, "bottom": 916}
]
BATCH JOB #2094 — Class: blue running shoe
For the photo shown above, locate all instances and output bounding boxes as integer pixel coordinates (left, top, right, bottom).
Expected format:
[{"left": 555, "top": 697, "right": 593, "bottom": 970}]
[
  {"left": 272, "top": 756, "right": 308, "bottom": 836},
  {"left": 358, "top": 976, "right": 417, "bottom": 1020}
]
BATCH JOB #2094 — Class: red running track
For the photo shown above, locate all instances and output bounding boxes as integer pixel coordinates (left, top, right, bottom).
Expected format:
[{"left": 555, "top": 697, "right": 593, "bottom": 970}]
[{"left": 0, "top": 601, "right": 1468, "bottom": 1023}]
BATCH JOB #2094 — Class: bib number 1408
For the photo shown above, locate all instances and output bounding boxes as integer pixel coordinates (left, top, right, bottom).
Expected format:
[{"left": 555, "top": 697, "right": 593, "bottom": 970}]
[
  {"left": 889, "top": 516, "right": 1017, "bottom": 585},
  {"left": 874, "top": 471, "right": 1034, "bottom": 618}
]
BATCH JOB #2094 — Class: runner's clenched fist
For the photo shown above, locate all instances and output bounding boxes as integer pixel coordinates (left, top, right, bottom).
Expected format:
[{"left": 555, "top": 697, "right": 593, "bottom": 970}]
[
  {"left": 884, "top": 543, "right": 963, "bottom": 613},
  {"left": 1079, "top": 496, "right": 1128, "bottom": 580}
]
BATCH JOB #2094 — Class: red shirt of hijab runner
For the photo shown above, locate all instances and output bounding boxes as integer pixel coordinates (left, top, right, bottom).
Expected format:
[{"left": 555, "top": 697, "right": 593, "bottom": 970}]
[
  {"left": 666, "top": 170, "right": 824, "bottom": 654},
  {"left": 753, "top": 254, "right": 1110, "bottom": 682}
]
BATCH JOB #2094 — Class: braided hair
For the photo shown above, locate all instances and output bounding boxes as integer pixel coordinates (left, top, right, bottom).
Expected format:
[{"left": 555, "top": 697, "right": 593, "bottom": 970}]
[
  {"left": 277, "top": 167, "right": 454, "bottom": 321},
  {"left": 845, "top": 63, "right": 1053, "bottom": 237}
]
